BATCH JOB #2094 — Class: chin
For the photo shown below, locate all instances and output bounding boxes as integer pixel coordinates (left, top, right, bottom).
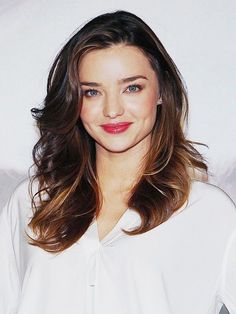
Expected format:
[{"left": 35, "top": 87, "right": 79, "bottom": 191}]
[
  {"left": 105, "top": 146, "right": 133, "bottom": 154},
  {"left": 96, "top": 142, "right": 135, "bottom": 154}
]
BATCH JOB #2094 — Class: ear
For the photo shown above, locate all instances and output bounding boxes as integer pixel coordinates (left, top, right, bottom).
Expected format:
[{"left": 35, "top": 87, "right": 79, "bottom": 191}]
[{"left": 157, "top": 97, "right": 163, "bottom": 105}]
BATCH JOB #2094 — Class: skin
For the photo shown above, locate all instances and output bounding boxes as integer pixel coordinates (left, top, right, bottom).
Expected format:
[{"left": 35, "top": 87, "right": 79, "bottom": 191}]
[{"left": 78, "top": 44, "right": 161, "bottom": 240}]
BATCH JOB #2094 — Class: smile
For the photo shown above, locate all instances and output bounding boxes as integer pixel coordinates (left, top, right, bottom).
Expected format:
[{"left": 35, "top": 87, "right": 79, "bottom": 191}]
[{"left": 101, "top": 122, "right": 133, "bottom": 134}]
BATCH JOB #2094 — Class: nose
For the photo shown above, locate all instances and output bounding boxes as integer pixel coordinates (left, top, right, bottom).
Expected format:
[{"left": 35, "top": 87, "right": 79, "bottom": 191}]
[{"left": 103, "top": 93, "right": 124, "bottom": 118}]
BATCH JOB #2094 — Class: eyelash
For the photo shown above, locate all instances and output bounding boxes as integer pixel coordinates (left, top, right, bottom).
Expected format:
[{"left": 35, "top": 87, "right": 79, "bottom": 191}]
[
  {"left": 82, "top": 84, "right": 143, "bottom": 97},
  {"left": 125, "top": 84, "right": 142, "bottom": 93}
]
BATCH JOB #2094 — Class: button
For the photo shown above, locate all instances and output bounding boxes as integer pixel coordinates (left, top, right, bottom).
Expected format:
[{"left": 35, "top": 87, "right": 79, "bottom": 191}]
[{"left": 87, "top": 252, "right": 97, "bottom": 287}]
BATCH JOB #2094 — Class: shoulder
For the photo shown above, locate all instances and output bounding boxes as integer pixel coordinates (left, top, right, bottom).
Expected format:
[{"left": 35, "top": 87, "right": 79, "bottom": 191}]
[
  {"left": 1, "top": 177, "right": 36, "bottom": 229},
  {"left": 6, "top": 177, "right": 31, "bottom": 208},
  {"left": 187, "top": 180, "right": 236, "bottom": 230},
  {"left": 189, "top": 180, "right": 235, "bottom": 209}
]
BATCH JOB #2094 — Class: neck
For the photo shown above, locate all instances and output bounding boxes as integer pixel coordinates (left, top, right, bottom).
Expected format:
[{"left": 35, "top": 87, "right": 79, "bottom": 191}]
[{"left": 96, "top": 142, "right": 149, "bottom": 199}]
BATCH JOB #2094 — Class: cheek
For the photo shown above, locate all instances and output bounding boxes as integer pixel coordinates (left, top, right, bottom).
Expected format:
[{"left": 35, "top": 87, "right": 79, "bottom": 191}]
[
  {"left": 80, "top": 105, "right": 97, "bottom": 124},
  {"left": 132, "top": 93, "right": 157, "bottom": 120},
  {"left": 79, "top": 106, "right": 87, "bottom": 123}
]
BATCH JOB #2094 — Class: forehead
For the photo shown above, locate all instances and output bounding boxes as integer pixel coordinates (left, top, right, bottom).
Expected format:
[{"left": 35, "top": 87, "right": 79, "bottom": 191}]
[{"left": 78, "top": 44, "right": 156, "bottom": 81}]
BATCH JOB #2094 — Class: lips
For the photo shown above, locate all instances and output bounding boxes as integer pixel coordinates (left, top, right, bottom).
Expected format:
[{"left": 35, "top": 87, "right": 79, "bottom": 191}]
[{"left": 101, "top": 122, "right": 133, "bottom": 134}]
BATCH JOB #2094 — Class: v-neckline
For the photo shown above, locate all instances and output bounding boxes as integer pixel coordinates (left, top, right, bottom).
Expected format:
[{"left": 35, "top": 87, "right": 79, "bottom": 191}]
[
  {"left": 91, "top": 207, "right": 141, "bottom": 245},
  {"left": 79, "top": 202, "right": 188, "bottom": 250},
  {"left": 95, "top": 208, "right": 130, "bottom": 243}
]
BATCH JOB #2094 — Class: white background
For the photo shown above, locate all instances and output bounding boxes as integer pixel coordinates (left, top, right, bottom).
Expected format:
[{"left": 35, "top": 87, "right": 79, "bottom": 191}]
[
  {"left": 0, "top": 2, "right": 235, "bottom": 312},
  {"left": 0, "top": 0, "right": 235, "bottom": 201}
]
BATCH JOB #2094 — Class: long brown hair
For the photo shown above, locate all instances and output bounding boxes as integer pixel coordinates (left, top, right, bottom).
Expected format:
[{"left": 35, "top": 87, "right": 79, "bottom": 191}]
[{"left": 28, "top": 10, "right": 207, "bottom": 252}]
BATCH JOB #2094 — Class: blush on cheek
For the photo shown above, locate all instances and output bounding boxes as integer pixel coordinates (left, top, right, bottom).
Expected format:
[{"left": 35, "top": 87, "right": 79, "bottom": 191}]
[
  {"left": 80, "top": 106, "right": 92, "bottom": 123},
  {"left": 144, "top": 103, "right": 158, "bottom": 126},
  {"left": 80, "top": 108, "right": 101, "bottom": 131},
  {"left": 137, "top": 100, "right": 157, "bottom": 117}
]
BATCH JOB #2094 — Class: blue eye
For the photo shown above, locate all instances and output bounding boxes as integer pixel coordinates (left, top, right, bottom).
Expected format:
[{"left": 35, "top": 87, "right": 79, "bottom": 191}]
[
  {"left": 83, "top": 89, "right": 99, "bottom": 97},
  {"left": 126, "top": 84, "right": 142, "bottom": 93}
]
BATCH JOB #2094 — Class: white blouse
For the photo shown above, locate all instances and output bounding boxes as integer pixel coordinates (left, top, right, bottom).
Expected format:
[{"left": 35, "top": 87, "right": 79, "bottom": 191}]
[{"left": 0, "top": 179, "right": 236, "bottom": 314}]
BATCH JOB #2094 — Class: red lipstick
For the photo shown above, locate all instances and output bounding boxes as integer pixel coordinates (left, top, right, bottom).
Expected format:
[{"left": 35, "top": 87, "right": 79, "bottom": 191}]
[{"left": 101, "top": 122, "right": 133, "bottom": 134}]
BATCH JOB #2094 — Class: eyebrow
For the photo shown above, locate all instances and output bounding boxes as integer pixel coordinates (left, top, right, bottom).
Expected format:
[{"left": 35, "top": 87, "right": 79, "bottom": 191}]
[{"left": 80, "top": 75, "right": 148, "bottom": 87}]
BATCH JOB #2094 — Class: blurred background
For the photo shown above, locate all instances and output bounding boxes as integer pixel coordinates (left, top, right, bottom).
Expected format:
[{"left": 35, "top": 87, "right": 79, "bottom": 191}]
[{"left": 0, "top": 1, "right": 235, "bottom": 312}]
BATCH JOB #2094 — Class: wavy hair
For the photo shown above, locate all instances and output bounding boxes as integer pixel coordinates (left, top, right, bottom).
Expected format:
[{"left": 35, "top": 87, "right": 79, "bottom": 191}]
[{"left": 28, "top": 10, "right": 208, "bottom": 252}]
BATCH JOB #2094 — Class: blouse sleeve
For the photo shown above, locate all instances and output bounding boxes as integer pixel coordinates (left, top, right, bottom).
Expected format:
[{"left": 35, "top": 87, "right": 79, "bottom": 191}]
[
  {"left": 219, "top": 228, "right": 236, "bottom": 313},
  {"left": 0, "top": 194, "right": 21, "bottom": 313}
]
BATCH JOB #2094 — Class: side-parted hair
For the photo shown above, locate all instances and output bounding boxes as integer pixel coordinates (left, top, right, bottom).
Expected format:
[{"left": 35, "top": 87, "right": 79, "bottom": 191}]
[{"left": 29, "top": 10, "right": 207, "bottom": 252}]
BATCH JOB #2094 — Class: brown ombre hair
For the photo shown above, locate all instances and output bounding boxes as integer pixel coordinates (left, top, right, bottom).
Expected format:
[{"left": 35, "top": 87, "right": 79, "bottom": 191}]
[{"left": 29, "top": 10, "right": 207, "bottom": 252}]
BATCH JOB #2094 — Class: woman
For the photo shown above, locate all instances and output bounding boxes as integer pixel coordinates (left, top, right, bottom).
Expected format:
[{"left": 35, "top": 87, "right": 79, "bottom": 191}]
[{"left": 0, "top": 10, "right": 236, "bottom": 314}]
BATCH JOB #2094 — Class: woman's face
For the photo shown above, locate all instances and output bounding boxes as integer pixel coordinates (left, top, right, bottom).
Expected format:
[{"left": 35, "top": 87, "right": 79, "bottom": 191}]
[{"left": 79, "top": 44, "right": 160, "bottom": 156}]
